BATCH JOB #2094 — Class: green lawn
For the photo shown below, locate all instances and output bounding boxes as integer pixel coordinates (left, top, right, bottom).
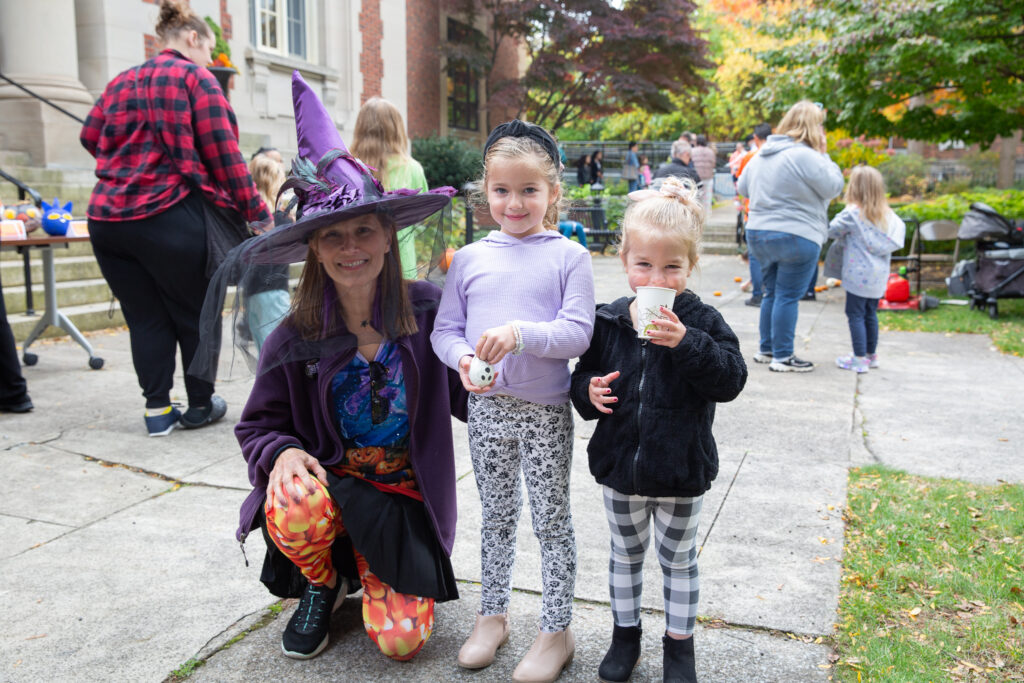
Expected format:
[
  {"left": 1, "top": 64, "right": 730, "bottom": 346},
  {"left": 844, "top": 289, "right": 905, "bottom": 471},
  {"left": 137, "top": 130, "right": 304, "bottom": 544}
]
[
  {"left": 878, "top": 291, "right": 1024, "bottom": 356},
  {"left": 835, "top": 466, "right": 1024, "bottom": 682}
]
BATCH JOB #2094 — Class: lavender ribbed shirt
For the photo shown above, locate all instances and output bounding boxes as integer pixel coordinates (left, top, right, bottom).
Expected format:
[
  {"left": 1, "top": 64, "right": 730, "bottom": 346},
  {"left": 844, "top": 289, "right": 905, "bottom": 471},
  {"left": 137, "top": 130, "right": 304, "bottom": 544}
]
[{"left": 431, "top": 230, "right": 596, "bottom": 405}]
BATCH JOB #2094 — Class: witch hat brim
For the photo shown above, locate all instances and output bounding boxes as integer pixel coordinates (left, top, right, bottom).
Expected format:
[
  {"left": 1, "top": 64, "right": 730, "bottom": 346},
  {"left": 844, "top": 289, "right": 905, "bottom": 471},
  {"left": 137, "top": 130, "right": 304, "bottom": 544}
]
[{"left": 248, "top": 71, "right": 455, "bottom": 264}]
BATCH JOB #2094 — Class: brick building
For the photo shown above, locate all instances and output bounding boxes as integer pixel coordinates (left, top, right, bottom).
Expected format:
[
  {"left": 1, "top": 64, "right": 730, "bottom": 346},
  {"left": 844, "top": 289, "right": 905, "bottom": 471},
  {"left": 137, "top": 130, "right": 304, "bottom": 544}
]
[{"left": 0, "top": 0, "right": 522, "bottom": 186}]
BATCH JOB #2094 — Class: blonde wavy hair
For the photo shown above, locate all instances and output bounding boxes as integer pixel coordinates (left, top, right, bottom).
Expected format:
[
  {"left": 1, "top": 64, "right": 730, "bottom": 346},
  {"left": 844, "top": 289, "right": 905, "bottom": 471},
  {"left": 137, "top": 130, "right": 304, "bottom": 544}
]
[
  {"left": 473, "top": 133, "right": 563, "bottom": 230},
  {"left": 776, "top": 100, "right": 826, "bottom": 150},
  {"left": 351, "top": 97, "right": 411, "bottom": 185},
  {"left": 248, "top": 155, "right": 286, "bottom": 211},
  {"left": 621, "top": 176, "right": 704, "bottom": 268},
  {"left": 844, "top": 165, "right": 891, "bottom": 230}
]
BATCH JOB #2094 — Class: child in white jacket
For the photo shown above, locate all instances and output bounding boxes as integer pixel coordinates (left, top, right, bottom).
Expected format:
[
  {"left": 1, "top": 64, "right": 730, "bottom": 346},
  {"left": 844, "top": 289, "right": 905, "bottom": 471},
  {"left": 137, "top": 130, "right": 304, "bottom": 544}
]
[{"left": 827, "top": 166, "right": 905, "bottom": 373}]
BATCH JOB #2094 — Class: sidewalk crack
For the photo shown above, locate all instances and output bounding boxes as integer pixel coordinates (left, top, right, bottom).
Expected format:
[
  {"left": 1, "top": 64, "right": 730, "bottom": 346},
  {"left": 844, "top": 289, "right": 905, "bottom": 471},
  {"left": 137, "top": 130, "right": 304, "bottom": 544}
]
[
  {"left": 697, "top": 450, "right": 749, "bottom": 557},
  {"left": 852, "top": 379, "right": 880, "bottom": 464}
]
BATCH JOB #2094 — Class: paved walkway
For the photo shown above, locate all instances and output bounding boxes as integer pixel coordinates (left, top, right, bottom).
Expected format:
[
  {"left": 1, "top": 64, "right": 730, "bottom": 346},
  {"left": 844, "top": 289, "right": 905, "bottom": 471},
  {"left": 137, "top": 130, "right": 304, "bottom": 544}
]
[{"left": 2, "top": 254, "right": 1021, "bottom": 682}]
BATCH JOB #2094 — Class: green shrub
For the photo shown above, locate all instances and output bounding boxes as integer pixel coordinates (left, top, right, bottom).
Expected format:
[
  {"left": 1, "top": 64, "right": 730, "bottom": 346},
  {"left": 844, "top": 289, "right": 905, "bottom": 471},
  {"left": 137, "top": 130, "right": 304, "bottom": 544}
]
[
  {"left": 411, "top": 136, "right": 482, "bottom": 193},
  {"left": 880, "top": 153, "right": 928, "bottom": 197},
  {"left": 896, "top": 188, "right": 1024, "bottom": 222},
  {"left": 204, "top": 17, "right": 231, "bottom": 59},
  {"left": 825, "top": 130, "right": 889, "bottom": 170}
]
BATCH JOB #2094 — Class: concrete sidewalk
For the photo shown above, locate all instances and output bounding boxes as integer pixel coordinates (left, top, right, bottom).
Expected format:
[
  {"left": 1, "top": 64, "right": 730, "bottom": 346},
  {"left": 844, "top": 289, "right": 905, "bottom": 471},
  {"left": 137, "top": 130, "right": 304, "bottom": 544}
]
[{"left": 2, "top": 253, "right": 1021, "bottom": 682}]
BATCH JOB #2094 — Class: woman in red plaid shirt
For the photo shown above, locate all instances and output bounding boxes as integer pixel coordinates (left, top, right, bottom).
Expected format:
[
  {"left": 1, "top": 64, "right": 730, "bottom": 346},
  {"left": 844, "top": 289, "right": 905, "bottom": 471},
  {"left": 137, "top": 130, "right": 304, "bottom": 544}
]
[{"left": 81, "top": 0, "right": 269, "bottom": 437}]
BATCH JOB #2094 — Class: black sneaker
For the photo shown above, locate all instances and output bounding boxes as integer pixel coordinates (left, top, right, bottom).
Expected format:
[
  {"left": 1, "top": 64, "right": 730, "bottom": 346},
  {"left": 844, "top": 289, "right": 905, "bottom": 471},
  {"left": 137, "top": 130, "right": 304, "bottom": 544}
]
[
  {"left": 801, "top": 291, "right": 817, "bottom": 301},
  {"left": 0, "top": 397, "right": 34, "bottom": 413},
  {"left": 769, "top": 356, "right": 815, "bottom": 373},
  {"left": 744, "top": 295, "right": 762, "bottom": 307},
  {"left": 180, "top": 395, "right": 227, "bottom": 429},
  {"left": 281, "top": 578, "right": 347, "bottom": 659}
]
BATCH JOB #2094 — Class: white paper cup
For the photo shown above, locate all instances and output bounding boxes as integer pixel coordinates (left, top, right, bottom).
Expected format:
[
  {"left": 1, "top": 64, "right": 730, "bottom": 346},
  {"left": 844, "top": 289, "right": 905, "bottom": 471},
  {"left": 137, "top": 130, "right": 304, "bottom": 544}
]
[{"left": 635, "top": 286, "right": 676, "bottom": 339}]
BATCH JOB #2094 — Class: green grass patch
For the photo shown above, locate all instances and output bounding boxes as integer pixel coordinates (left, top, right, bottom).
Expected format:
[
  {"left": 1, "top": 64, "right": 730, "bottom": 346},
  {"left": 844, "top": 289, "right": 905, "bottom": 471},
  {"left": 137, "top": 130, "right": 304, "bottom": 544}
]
[
  {"left": 835, "top": 466, "right": 1024, "bottom": 682},
  {"left": 169, "top": 658, "right": 203, "bottom": 680},
  {"left": 878, "top": 290, "right": 1024, "bottom": 356}
]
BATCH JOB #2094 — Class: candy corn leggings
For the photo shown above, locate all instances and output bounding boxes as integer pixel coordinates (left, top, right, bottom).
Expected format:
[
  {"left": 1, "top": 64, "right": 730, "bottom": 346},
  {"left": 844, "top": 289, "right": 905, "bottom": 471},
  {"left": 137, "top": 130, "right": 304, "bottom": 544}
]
[{"left": 264, "top": 477, "right": 435, "bottom": 661}]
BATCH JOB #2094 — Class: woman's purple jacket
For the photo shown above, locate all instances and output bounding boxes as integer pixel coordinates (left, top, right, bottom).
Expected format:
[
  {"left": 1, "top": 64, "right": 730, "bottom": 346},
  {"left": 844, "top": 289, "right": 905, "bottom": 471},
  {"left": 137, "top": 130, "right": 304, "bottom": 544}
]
[{"left": 234, "top": 280, "right": 468, "bottom": 555}]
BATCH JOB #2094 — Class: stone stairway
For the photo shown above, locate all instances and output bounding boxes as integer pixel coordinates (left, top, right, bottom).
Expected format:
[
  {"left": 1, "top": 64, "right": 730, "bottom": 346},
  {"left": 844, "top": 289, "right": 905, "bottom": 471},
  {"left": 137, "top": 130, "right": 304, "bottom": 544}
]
[
  {"left": 1, "top": 237, "right": 126, "bottom": 344},
  {"left": 703, "top": 200, "right": 742, "bottom": 255}
]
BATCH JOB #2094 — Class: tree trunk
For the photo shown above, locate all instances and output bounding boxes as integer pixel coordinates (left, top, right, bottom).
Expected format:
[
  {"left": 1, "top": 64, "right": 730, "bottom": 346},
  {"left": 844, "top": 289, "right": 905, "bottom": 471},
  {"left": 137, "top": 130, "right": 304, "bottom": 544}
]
[{"left": 996, "top": 130, "right": 1021, "bottom": 189}]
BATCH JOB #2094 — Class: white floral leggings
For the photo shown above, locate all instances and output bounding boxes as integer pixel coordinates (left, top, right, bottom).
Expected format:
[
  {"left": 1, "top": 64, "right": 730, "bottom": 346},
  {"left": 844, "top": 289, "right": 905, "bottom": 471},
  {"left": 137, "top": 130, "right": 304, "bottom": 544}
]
[{"left": 468, "top": 394, "right": 576, "bottom": 632}]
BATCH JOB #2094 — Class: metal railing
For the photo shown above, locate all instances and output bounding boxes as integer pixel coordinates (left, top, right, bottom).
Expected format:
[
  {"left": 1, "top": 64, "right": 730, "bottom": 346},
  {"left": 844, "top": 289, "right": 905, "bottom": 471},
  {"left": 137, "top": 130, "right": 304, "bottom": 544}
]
[{"left": 0, "top": 71, "right": 86, "bottom": 125}]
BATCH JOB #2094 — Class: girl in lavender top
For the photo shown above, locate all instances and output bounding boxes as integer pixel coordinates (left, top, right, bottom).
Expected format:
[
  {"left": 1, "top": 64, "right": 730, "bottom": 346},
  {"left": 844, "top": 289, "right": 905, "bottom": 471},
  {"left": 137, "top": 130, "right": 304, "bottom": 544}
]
[{"left": 431, "top": 120, "right": 595, "bottom": 681}]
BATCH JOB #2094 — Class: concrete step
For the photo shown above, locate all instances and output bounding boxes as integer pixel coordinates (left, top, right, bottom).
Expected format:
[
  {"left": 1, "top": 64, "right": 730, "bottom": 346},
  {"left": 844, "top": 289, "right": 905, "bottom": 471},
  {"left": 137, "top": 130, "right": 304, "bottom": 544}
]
[
  {"left": 1, "top": 254, "right": 104, "bottom": 286},
  {"left": 703, "top": 241, "right": 742, "bottom": 256},
  {"left": 3, "top": 277, "right": 113, "bottom": 315},
  {"left": 8, "top": 299, "right": 126, "bottom": 342}
]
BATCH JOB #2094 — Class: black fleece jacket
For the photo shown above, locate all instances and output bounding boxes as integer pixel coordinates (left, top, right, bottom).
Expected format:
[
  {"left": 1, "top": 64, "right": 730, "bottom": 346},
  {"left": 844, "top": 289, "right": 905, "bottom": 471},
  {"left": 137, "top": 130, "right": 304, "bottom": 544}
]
[{"left": 570, "top": 291, "right": 747, "bottom": 497}]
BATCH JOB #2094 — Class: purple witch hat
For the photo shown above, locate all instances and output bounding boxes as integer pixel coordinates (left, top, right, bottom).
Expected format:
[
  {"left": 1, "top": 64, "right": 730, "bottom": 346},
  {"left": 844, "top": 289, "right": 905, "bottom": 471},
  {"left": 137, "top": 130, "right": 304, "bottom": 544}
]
[{"left": 253, "top": 71, "right": 455, "bottom": 264}]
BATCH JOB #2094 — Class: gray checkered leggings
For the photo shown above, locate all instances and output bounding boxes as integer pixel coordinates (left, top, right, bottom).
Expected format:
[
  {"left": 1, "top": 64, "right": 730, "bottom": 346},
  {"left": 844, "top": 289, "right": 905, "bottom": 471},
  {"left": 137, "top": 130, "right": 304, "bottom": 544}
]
[
  {"left": 468, "top": 394, "right": 576, "bottom": 632},
  {"left": 603, "top": 485, "right": 703, "bottom": 635}
]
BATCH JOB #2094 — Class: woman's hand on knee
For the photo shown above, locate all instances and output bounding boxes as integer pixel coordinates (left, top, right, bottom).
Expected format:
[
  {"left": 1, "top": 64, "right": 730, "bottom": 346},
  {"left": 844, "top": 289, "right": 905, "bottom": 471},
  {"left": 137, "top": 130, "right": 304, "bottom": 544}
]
[{"left": 268, "top": 447, "right": 327, "bottom": 506}]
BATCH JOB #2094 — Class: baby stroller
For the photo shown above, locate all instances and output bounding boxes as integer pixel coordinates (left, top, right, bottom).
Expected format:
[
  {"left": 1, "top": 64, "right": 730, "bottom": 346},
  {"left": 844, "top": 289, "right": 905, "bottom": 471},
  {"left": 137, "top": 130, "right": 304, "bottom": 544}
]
[{"left": 948, "top": 203, "right": 1024, "bottom": 319}]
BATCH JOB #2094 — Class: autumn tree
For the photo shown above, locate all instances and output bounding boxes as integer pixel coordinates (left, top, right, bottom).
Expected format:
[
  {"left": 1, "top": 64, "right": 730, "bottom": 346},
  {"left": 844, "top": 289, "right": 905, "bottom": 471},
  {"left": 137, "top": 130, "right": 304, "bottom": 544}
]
[
  {"left": 443, "top": 0, "right": 712, "bottom": 132},
  {"left": 757, "top": 0, "right": 1024, "bottom": 184}
]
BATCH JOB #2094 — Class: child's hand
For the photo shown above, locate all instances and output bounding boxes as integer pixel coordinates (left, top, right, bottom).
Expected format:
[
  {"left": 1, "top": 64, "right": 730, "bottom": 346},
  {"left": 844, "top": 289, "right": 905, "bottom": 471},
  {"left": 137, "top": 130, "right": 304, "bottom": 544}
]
[
  {"left": 458, "top": 354, "right": 499, "bottom": 394},
  {"left": 475, "top": 325, "right": 517, "bottom": 364},
  {"left": 589, "top": 370, "right": 621, "bottom": 414},
  {"left": 647, "top": 306, "right": 687, "bottom": 348}
]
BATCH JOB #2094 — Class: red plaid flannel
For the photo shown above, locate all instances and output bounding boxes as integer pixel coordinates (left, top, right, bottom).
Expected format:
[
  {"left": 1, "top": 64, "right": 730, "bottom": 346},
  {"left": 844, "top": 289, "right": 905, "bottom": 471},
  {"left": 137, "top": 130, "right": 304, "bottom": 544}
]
[{"left": 81, "top": 49, "right": 269, "bottom": 224}]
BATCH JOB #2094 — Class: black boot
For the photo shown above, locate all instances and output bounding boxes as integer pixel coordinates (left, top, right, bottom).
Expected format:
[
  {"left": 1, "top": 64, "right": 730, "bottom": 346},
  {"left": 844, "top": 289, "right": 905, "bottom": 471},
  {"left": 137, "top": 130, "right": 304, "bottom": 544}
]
[
  {"left": 598, "top": 621, "right": 642, "bottom": 682},
  {"left": 662, "top": 634, "right": 696, "bottom": 682}
]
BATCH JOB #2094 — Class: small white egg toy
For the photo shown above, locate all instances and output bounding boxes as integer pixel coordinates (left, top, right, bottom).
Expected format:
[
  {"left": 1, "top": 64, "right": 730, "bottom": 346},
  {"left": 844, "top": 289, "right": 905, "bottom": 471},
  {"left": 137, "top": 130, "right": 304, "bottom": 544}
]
[{"left": 468, "top": 356, "right": 495, "bottom": 388}]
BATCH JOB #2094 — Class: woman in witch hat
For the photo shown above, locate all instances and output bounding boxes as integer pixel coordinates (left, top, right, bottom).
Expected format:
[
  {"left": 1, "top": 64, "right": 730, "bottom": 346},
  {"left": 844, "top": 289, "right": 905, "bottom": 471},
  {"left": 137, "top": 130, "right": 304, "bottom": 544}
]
[{"left": 199, "top": 72, "right": 466, "bottom": 662}]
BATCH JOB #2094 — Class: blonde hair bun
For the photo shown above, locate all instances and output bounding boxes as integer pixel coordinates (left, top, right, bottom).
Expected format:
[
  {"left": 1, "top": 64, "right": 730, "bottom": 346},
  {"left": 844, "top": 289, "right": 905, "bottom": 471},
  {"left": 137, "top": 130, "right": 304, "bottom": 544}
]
[{"left": 621, "top": 175, "right": 704, "bottom": 267}]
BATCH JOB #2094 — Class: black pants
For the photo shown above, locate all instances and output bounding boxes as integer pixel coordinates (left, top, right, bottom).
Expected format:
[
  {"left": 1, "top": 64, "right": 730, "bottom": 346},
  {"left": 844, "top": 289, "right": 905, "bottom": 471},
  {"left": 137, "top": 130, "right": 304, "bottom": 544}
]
[
  {"left": 0, "top": 271, "right": 29, "bottom": 405},
  {"left": 89, "top": 193, "right": 214, "bottom": 409}
]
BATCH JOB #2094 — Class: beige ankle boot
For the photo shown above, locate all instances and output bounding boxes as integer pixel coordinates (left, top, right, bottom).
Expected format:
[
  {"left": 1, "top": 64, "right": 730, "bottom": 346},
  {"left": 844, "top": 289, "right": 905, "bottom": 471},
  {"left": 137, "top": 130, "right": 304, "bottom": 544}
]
[
  {"left": 457, "top": 612, "right": 510, "bottom": 669},
  {"left": 511, "top": 627, "right": 575, "bottom": 683}
]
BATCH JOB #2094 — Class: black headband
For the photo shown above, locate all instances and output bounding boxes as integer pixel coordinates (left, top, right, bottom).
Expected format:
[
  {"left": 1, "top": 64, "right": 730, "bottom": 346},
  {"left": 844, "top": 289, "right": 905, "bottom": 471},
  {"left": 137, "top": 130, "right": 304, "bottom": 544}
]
[{"left": 483, "top": 119, "right": 561, "bottom": 169}]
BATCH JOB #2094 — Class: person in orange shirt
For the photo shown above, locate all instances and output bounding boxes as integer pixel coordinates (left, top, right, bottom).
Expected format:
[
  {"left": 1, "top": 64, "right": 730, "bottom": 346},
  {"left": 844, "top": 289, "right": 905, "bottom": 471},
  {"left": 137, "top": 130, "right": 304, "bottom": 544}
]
[{"left": 736, "top": 123, "right": 772, "bottom": 306}]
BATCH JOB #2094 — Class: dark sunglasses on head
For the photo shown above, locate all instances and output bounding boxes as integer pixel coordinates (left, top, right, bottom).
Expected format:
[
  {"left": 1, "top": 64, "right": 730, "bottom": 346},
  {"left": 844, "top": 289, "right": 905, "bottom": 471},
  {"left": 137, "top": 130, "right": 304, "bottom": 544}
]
[{"left": 369, "top": 361, "right": 390, "bottom": 425}]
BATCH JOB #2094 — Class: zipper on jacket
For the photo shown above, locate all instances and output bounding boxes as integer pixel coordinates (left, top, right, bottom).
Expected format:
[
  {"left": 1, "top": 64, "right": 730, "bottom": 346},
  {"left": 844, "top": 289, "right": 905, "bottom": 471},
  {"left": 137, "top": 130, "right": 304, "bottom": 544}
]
[{"left": 632, "top": 341, "right": 648, "bottom": 493}]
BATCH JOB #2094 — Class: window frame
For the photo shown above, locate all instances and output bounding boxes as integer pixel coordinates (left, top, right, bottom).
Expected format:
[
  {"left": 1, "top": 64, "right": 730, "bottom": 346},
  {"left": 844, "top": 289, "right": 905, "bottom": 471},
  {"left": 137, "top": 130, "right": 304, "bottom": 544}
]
[
  {"left": 446, "top": 18, "right": 481, "bottom": 132},
  {"left": 251, "top": 0, "right": 317, "bottom": 62}
]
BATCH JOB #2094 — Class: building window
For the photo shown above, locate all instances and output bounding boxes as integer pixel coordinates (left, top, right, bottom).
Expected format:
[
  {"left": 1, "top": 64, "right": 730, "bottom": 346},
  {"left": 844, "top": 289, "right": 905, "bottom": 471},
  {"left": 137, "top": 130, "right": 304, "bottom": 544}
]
[
  {"left": 447, "top": 19, "right": 480, "bottom": 131},
  {"left": 252, "top": 0, "right": 312, "bottom": 60}
]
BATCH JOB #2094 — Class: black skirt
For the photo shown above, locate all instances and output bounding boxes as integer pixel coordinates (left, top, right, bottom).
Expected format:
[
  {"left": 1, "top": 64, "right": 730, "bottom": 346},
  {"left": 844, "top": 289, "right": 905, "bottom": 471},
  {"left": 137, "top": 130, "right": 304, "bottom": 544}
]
[{"left": 258, "top": 473, "right": 458, "bottom": 602}]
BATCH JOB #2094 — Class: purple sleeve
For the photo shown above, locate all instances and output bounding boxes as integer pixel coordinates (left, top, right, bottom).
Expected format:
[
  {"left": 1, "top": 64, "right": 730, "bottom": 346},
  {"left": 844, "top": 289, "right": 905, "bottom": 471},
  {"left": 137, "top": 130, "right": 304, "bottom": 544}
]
[
  {"left": 234, "top": 360, "right": 304, "bottom": 489},
  {"left": 430, "top": 250, "right": 476, "bottom": 370},
  {"left": 517, "top": 248, "right": 596, "bottom": 359}
]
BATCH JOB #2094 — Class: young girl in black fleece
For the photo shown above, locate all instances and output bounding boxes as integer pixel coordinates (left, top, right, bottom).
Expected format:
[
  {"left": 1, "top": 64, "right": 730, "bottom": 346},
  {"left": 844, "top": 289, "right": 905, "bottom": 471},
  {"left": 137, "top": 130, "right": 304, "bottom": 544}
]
[{"left": 570, "top": 177, "right": 747, "bottom": 683}]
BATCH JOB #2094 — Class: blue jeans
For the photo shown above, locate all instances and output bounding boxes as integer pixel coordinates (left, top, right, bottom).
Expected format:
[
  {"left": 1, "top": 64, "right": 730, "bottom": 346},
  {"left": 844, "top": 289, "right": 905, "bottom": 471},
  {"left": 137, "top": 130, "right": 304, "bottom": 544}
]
[
  {"left": 746, "top": 230, "right": 820, "bottom": 358},
  {"left": 844, "top": 292, "right": 879, "bottom": 356},
  {"left": 558, "top": 220, "right": 588, "bottom": 248},
  {"left": 749, "top": 251, "right": 763, "bottom": 297},
  {"left": 628, "top": 179, "right": 639, "bottom": 192}
]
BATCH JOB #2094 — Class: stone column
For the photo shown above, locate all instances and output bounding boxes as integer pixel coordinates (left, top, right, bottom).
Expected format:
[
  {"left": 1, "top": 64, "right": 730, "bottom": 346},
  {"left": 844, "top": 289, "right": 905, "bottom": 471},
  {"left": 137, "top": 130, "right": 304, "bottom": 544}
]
[{"left": 0, "top": 0, "right": 96, "bottom": 167}]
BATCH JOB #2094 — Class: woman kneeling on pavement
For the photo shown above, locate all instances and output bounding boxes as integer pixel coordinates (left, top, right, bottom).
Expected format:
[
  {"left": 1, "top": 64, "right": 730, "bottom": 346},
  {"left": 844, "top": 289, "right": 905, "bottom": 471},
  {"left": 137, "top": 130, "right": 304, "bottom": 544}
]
[{"left": 223, "top": 72, "right": 466, "bottom": 661}]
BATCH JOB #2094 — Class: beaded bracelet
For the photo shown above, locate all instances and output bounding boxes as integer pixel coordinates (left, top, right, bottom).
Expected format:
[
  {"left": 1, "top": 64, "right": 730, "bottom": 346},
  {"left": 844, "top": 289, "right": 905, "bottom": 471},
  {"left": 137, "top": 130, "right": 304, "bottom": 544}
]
[{"left": 510, "top": 322, "right": 525, "bottom": 355}]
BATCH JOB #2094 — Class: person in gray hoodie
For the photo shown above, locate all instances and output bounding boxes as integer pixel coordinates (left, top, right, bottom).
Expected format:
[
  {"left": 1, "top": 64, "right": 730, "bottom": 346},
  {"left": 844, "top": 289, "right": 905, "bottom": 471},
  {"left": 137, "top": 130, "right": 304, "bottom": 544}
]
[{"left": 736, "top": 101, "right": 844, "bottom": 372}]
